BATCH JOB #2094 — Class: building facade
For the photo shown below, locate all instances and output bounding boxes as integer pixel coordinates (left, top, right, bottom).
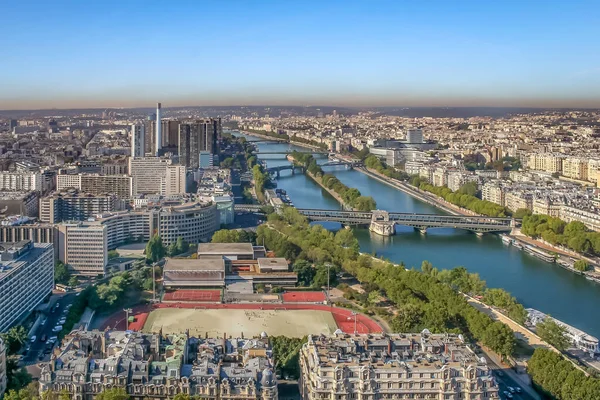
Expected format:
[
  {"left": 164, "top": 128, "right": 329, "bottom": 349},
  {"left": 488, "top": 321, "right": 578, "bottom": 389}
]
[
  {"left": 300, "top": 332, "right": 498, "bottom": 400},
  {"left": 0, "top": 241, "right": 54, "bottom": 331},
  {"left": 128, "top": 157, "right": 171, "bottom": 195},
  {"left": 0, "top": 171, "right": 42, "bottom": 192},
  {"left": 178, "top": 119, "right": 221, "bottom": 169},
  {"left": 39, "top": 330, "right": 277, "bottom": 400},
  {"left": 57, "top": 224, "right": 108, "bottom": 276},
  {"left": 131, "top": 124, "right": 145, "bottom": 158},
  {"left": 57, "top": 174, "right": 133, "bottom": 199},
  {"left": 39, "top": 191, "right": 124, "bottom": 223}
]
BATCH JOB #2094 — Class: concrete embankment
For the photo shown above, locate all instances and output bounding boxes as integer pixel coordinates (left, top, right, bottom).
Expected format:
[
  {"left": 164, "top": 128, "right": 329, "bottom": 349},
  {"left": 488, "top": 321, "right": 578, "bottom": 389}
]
[
  {"left": 305, "top": 171, "right": 355, "bottom": 210},
  {"left": 356, "top": 167, "right": 466, "bottom": 216}
]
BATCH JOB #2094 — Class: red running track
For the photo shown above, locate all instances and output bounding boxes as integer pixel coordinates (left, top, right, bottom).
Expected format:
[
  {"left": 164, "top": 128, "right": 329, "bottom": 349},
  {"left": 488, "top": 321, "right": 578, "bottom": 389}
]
[
  {"left": 163, "top": 289, "right": 221, "bottom": 302},
  {"left": 281, "top": 291, "right": 326, "bottom": 303}
]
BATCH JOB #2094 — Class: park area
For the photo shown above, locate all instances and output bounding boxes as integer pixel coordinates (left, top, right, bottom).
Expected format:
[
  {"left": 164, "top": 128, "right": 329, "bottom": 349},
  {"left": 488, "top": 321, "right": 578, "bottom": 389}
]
[{"left": 141, "top": 307, "right": 338, "bottom": 338}]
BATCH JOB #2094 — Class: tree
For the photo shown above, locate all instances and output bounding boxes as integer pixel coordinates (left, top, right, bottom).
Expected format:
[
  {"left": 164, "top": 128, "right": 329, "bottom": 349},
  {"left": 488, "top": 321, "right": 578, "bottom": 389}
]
[
  {"left": 211, "top": 229, "right": 241, "bottom": 243},
  {"left": 67, "top": 276, "right": 79, "bottom": 287},
  {"left": 574, "top": 260, "right": 590, "bottom": 272},
  {"left": 145, "top": 234, "right": 165, "bottom": 263},
  {"left": 391, "top": 304, "right": 423, "bottom": 332},
  {"left": 367, "top": 290, "right": 381, "bottom": 306},
  {"left": 5, "top": 358, "right": 32, "bottom": 391},
  {"left": 421, "top": 260, "right": 434, "bottom": 275},
  {"left": 293, "top": 260, "right": 315, "bottom": 287},
  {"left": 536, "top": 317, "right": 570, "bottom": 351},
  {"left": 458, "top": 182, "right": 478, "bottom": 197},
  {"left": 54, "top": 261, "right": 70, "bottom": 284},
  {"left": 1, "top": 326, "right": 28, "bottom": 354},
  {"left": 95, "top": 388, "right": 130, "bottom": 400},
  {"left": 107, "top": 250, "right": 120, "bottom": 259},
  {"left": 176, "top": 237, "right": 189, "bottom": 254},
  {"left": 513, "top": 208, "right": 532, "bottom": 219}
]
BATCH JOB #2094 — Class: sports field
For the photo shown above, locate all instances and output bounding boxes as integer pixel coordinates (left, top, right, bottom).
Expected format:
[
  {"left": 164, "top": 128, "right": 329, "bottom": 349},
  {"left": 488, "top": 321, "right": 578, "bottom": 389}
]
[{"left": 142, "top": 308, "right": 338, "bottom": 337}]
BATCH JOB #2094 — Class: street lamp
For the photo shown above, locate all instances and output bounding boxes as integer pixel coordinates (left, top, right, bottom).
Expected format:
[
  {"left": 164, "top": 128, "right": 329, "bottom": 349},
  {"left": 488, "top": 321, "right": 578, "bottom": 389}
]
[
  {"left": 347, "top": 312, "right": 358, "bottom": 334},
  {"left": 124, "top": 308, "right": 133, "bottom": 331}
]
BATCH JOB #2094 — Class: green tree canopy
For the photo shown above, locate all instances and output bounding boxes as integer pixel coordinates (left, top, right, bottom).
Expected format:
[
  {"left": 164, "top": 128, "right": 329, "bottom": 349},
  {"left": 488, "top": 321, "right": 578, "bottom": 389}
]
[
  {"left": 536, "top": 317, "right": 570, "bottom": 351},
  {"left": 54, "top": 261, "right": 70, "bottom": 284},
  {"left": 145, "top": 234, "right": 165, "bottom": 263}
]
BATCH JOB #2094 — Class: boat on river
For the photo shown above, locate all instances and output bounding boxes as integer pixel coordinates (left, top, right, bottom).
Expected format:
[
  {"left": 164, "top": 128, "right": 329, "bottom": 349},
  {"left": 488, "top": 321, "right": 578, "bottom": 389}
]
[
  {"left": 523, "top": 245, "right": 556, "bottom": 263},
  {"left": 501, "top": 234, "right": 513, "bottom": 245},
  {"left": 526, "top": 308, "right": 600, "bottom": 354}
]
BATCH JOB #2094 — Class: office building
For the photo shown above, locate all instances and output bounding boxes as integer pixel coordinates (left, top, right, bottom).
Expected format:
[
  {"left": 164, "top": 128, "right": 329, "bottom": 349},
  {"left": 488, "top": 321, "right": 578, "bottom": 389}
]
[
  {"left": 155, "top": 102, "right": 162, "bottom": 156},
  {"left": 131, "top": 124, "right": 145, "bottom": 158},
  {"left": 179, "top": 119, "right": 221, "bottom": 169},
  {"left": 0, "top": 191, "right": 39, "bottom": 217},
  {"left": 299, "top": 332, "right": 499, "bottom": 400},
  {"left": 407, "top": 128, "right": 424, "bottom": 144},
  {"left": 57, "top": 224, "right": 108, "bottom": 276},
  {"left": 128, "top": 157, "right": 172, "bottom": 195},
  {"left": 0, "top": 241, "right": 54, "bottom": 331},
  {"left": 199, "top": 151, "right": 214, "bottom": 168},
  {"left": 0, "top": 171, "right": 42, "bottom": 192},
  {"left": 39, "top": 330, "right": 277, "bottom": 400},
  {"left": 56, "top": 174, "right": 133, "bottom": 198},
  {"left": 164, "top": 165, "right": 186, "bottom": 196},
  {"left": 39, "top": 191, "right": 125, "bottom": 223}
]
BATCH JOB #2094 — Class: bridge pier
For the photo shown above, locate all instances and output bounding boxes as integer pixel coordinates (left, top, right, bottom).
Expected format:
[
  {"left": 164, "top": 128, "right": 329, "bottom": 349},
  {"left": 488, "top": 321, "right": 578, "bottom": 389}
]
[{"left": 369, "top": 221, "right": 396, "bottom": 236}]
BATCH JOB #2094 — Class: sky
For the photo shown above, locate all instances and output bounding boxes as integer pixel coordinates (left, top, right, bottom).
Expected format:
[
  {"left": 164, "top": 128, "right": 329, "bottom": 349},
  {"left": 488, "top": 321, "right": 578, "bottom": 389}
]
[{"left": 1, "top": 0, "right": 600, "bottom": 110}]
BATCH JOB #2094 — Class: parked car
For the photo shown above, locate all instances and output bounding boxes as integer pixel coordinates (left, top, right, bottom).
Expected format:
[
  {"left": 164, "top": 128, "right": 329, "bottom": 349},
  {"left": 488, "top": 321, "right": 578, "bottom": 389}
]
[
  {"left": 515, "top": 387, "right": 522, "bottom": 394},
  {"left": 52, "top": 325, "right": 62, "bottom": 333},
  {"left": 503, "top": 391, "right": 513, "bottom": 399},
  {"left": 30, "top": 336, "right": 37, "bottom": 343},
  {"left": 508, "top": 387, "right": 515, "bottom": 394},
  {"left": 58, "top": 317, "right": 66, "bottom": 324}
]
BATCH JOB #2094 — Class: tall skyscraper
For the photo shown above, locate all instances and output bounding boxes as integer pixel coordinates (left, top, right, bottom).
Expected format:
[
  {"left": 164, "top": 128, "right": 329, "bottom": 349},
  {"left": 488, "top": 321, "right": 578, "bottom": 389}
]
[
  {"left": 407, "top": 128, "right": 423, "bottom": 144},
  {"left": 178, "top": 119, "right": 221, "bottom": 169},
  {"left": 155, "top": 102, "right": 162, "bottom": 156},
  {"left": 131, "top": 124, "right": 145, "bottom": 158}
]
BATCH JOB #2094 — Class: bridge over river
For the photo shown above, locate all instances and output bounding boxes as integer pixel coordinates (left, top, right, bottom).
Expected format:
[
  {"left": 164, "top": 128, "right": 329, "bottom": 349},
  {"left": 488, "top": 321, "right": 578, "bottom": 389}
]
[{"left": 297, "top": 209, "right": 516, "bottom": 236}]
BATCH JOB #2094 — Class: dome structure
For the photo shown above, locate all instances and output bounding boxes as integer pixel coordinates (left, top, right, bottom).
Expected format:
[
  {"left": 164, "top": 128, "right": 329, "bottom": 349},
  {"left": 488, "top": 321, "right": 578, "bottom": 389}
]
[{"left": 260, "top": 368, "right": 275, "bottom": 387}]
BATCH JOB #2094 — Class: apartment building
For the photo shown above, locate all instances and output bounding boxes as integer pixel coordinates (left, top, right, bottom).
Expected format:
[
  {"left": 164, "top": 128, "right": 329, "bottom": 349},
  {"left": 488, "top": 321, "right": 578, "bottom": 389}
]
[
  {"left": 504, "top": 191, "right": 533, "bottom": 212},
  {"left": 562, "top": 157, "right": 588, "bottom": 181},
  {"left": 0, "top": 171, "right": 42, "bottom": 192},
  {"left": 481, "top": 182, "right": 505, "bottom": 206},
  {"left": 39, "top": 191, "right": 125, "bottom": 223},
  {"left": 128, "top": 157, "right": 171, "bottom": 195},
  {"left": 56, "top": 174, "right": 133, "bottom": 198},
  {"left": 299, "top": 332, "right": 498, "bottom": 400},
  {"left": 164, "top": 165, "right": 186, "bottom": 196},
  {"left": 39, "top": 330, "right": 277, "bottom": 400},
  {"left": 527, "top": 153, "right": 564, "bottom": 173},
  {"left": 56, "top": 224, "right": 108, "bottom": 276},
  {"left": 0, "top": 241, "right": 54, "bottom": 331},
  {"left": 560, "top": 205, "right": 600, "bottom": 232},
  {"left": 0, "top": 191, "right": 39, "bottom": 217},
  {"left": 532, "top": 199, "right": 561, "bottom": 218}
]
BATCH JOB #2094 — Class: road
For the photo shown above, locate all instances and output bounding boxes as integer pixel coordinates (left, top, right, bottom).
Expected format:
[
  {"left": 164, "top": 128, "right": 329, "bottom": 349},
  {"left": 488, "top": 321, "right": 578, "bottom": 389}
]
[{"left": 24, "top": 292, "right": 78, "bottom": 366}]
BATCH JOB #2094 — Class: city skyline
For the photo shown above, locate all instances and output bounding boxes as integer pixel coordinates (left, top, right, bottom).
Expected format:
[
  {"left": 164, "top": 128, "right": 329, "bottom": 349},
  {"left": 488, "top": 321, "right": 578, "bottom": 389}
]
[{"left": 3, "top": 0, "right": 600, "bottom": 109}]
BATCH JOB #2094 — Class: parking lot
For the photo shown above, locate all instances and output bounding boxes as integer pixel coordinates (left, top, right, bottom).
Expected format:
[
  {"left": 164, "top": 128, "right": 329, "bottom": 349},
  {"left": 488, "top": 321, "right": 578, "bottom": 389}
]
[{"left": 23, "top": 292, "right": 77, "bottom": 365}]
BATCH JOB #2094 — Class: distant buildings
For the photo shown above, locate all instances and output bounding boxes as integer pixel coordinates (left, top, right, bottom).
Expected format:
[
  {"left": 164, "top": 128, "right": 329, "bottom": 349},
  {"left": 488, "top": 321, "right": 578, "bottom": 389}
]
[
  {"left": 0, "top": 191, "right": 39, "bottom": 217},
  {"left": 0, "top": 241, "right": 54, "bottom": 331},
  {"left": 299, "top": 332, "right": 499, "bottom": 400},
  {"left": 39, "top": 330, "right": 278, "bottom": 400},
  {"left": 0, "top": 171, "right": 42, "bottom": 192},
  {"left": 178, "top": 119, "right": 221, "bottom": 169}
]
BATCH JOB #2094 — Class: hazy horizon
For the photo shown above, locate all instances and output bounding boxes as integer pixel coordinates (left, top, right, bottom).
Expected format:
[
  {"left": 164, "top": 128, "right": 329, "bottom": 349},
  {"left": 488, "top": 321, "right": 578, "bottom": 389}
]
[{"left": 3, "top": 1, "right": 600, "bottom": 110}]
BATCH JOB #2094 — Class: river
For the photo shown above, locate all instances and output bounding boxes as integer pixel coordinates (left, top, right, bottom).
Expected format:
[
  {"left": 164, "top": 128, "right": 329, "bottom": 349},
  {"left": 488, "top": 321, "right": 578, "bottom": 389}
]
[{"left": 239, "top": 133, "right": 600, "bottom": 339}]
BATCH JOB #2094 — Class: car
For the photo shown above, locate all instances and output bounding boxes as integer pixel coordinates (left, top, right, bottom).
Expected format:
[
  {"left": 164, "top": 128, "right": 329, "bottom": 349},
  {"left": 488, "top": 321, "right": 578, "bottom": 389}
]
[
  {"left": 503, "top": 391, "right": 513, "bottom": 399},
  {"left": 49, "top": 336, "right": 58, "bottom": 342},
  {"left": 40, "top": 318, "right": 46, "bottom": 326},
  {"left": 508, "top": 387, "right": 515, "bottom": 394},
  {"left": 25, "top": 345, "right": 30, "bottom": 353},
  {"left": 52, "top": 325, "right": 62, "bottom": 333},
  {"left": 66, "top": 304, "right": 72, "bottom": 310},
  {"left": 40, "top": 334, "right": 47, "bottom": 342},
  {"left": 515, "top": 387, "right": 522, "bottom": 394},
  {"left": 58, "top": 318, "right": 66, "bottom": 324},
  {"left": 30, "top": 336, "right": 37, "bottom": 343},
  {"left": 75, "top": 292, "right": 81, "bottom": 296}
]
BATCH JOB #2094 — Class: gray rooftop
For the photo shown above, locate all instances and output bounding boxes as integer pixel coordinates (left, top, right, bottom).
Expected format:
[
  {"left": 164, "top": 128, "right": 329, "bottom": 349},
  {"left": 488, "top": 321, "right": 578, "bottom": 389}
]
[
  {"left": 164, "top": 257, "right": 225, "bottom": 272},
  {"left": 197, "top": 242, "right": 254, "bottom": 256}
]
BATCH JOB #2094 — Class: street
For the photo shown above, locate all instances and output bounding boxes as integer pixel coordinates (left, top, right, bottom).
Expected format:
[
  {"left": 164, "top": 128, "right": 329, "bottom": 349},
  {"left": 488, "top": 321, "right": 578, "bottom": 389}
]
[{"left": 24, "top": 292, "right": 77, "bottom": 366}]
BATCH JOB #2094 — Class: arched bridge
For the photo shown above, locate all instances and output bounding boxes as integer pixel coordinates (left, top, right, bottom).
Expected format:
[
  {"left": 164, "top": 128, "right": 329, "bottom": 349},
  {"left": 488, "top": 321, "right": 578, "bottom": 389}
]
[{"left": 296, "top": 209, "right": 516, "bottom": 235}]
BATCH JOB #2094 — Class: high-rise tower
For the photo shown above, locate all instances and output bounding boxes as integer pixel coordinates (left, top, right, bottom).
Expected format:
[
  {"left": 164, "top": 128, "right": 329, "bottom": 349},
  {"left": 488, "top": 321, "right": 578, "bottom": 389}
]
[
  {"left": 155, "top": 102, "right": 162, "bottom": 156},
  {"left": 131, "top": 124, "right": 145, "bottom": 158}
]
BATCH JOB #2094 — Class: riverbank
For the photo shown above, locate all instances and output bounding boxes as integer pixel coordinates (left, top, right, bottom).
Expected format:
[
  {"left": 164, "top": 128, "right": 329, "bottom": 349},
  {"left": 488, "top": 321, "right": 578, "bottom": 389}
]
[
  {"left": 305, "top": 170, "right": 355, "bottom": 210},
  {"left": 238, "top": 129, "right": 325, "bottom": 150}
]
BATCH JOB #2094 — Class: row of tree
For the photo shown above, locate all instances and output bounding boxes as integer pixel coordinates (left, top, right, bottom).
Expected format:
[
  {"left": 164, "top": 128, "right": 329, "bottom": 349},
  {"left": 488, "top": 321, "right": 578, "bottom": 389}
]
[
  {"left": 409, "top": 176, "right": 510, "bottom": 217},
  {"left": 528, "top": 348, "right": 600, "bottom": 399},
  {"left": 270, "top": 336, "right": 307, "bottom": 379},
  {"left": 521, "top": 214, "right": 600, "bottom": 258},
  {"left": 258, "top": 208, "right": 517, "bottom": 359},
  {"left": 291, "top": 151, "right": 376, "bottom": 211},
  {"left": 211, "top": 229, "right": 257, "bottom": 244},
  {"left": 364, "top": 155, "right": 409, "bottom": 180},
  {"left": 145, "top": 235, "right": 190, "bottom": 263},
  {"left": 252, "top": 164, "right": 271, "bottom": 202}
]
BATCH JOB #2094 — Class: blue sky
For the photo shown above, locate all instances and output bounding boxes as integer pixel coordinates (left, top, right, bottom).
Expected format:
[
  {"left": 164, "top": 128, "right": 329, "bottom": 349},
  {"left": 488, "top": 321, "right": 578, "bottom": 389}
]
[{"left": 2, "top": 0, "right": 600, "bottom": 109}]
